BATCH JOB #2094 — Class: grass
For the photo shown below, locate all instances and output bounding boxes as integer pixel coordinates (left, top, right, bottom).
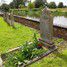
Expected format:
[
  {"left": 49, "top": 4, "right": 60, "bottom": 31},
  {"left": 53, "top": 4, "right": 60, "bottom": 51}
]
[
  {"left": 50, "top": 8, "right": 67, "bottom": 12},
  {"left": 29, "top": 51, "right": 67, "bottom": 67},
  {"left": 0, "top": 17, "right": 39, "bottom": 54},
  {"left": 29, "top": 40, "right": 67, "bottom": 67},
  {"left": 0, "top": 16, "right": 67, "bottom": 67}
]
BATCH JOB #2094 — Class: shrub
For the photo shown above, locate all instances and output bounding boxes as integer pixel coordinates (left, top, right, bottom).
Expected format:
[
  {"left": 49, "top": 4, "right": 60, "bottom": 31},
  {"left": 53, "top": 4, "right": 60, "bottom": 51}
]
[{"left": 28, "top": 3, "right": 35, "bottom": 9}]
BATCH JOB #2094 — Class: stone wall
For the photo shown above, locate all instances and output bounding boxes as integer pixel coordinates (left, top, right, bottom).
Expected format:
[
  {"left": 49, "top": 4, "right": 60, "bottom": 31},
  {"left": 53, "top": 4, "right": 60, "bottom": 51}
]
[
  {"left": 14, "top": 15, "right": 67, "bottom": 40},
  {"left": 0, "top": 14, "right": 67, "bottom": 40},
  {"left": 53, "top": 26, "right": 67, "bottom": 40},
  {"left": 14, "top": 16, "right": 40, "bottom": 30}
]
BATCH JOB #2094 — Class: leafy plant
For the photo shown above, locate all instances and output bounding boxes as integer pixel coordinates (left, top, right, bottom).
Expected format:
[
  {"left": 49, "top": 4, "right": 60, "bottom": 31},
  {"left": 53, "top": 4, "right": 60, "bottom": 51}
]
[
  {"left": 4, "top": 34, "right": 47, "bottom": 67},
  {"left": 28, "top": 3, "right": 35, "bottom": 9}
]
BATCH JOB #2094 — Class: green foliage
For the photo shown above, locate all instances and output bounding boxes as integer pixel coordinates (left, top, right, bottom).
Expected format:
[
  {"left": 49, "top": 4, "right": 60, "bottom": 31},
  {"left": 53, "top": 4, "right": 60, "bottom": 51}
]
[
  {"left": 19, "top": 4, "right": 25, "bottom": 8},
  {"left": 4, "top": 54, "right": 18, "bottom": 67},
  {"left": 0, "top": 4, "right": 9, "bottom": 12},
  {"left": 4, "top": 37, "right": 67, "bottom": 67},
  {"left": 30, "top": 40, "right": 67, "bottom": 67},
  {"left": 4, "top": 37, "right": 47, "bottom": 67},
  {"left": 11, "top": 8, "right": 67, "bottom": 18},
  {"left": 9, "top": 0, "right": 24, "bottom": 8},
  {"left": 48, "top": 2, "right": 57, "bottom": 8},
  {"left": 51, "top": 10, "right": 67, "bottom": 17},
  {"left": 58, "top": 2, "right": 64, "bottom": 8},
  {"left": 34, "top": 0, "right": 44, "bottom": 8},
  {"left": 28, "top": 3, "right": 35, "bottom": 9}
]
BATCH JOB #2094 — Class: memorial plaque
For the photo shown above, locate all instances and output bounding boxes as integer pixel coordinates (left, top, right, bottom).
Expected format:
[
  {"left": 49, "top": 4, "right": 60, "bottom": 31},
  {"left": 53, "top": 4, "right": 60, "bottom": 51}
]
[{"left": 40, "top": 6, "right": 53, "bottom": 41}]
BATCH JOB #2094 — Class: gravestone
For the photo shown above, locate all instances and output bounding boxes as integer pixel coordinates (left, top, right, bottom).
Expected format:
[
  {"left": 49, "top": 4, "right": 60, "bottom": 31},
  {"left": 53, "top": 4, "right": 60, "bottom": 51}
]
[
  {"left": 6, "top": 12, "right": 11, "bottom": 25},
  {"left": 10, "top": 11, "right": 14, "bottom": 26},
  {"left": 3, "top": 11, "right": 15, "bottom": 28},
  {"left": 3, "top": 12, "right": 10, "bottom": 24},
  {"left": 3, "top": 12, "right": 7, "bottom": 22},
  {"left": 40, "top": 6, "right": 53, "bottom": 42}
]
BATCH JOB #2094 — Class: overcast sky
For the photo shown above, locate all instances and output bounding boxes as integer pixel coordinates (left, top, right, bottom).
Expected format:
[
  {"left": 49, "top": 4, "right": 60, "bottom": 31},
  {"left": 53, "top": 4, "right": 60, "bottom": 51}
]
[{"left": 0, "top": 0, "right": 67, "bottom": 5}]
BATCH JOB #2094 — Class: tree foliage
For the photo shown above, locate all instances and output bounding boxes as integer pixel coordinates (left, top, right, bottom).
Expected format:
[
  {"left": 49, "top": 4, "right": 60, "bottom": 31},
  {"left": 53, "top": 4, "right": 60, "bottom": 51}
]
[
  {"left": 34, "top": 0, "right": 44, "bottom": 8},
  {"left": 28, "top": 3, "right": 35, "bottom": 9},
  {"left": 9, "top": 0, "right": 24, "bottom": 8},
  {"left": 48, "top": 2, "right": 57, "bottom": 8},
  {"left": 0, "top": 4, "right": 9, "bottom": 12},
  {"left": 58, "top": 2, "right": 63, "bottom": 8}
]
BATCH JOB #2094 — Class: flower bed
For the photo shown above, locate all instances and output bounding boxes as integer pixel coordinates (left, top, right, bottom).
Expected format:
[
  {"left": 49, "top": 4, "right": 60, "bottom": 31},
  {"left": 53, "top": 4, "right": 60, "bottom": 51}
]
[{"left": 3, "top": 34, "right": 48, "bottom": 67}]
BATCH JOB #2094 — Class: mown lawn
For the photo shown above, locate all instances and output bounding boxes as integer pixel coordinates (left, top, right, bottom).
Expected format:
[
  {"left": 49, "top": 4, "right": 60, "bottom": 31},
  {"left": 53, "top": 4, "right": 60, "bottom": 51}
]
[
  {"left": 0, "top": 17, "right": 67, "bottom": 67},
  {"left": 0, "top": 17, "right": 39, "bottom": 54}
]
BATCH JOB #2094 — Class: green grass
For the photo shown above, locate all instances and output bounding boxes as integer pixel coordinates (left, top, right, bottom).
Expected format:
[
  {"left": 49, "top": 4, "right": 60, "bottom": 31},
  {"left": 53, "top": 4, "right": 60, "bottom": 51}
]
[
  {"left": 29, "top": 40, "right": 67, "bottom": 67},
  {"left": 50, "top": 8, "right": 67, "bottom": 12},
  {"left": 0, "top": 17, "right": 67, "bottom": 67},
  {"left": 0, "top": 17, "right": 39, "bottom": 54},
  {"left": 29, "top": 51, "right": 67, "bottom": 67}
]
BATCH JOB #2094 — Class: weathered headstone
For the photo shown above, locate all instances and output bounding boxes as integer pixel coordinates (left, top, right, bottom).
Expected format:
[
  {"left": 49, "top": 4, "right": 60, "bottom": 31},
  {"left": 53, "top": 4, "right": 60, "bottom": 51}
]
[
  {"left": 40, "top": 6, "right": 53, "bottom": 42},
  {"left": 6, "top": 12, "right": 11, "bottom": 24},
  {"left": 3, "top": 11, "right": 15, "bottom": 28},
  {"left": 3, "top": 12, "right": 10, "bottom": 24},
  {"left": 10, "top": 11, "right": 14, "bottom": 26},
  {"left": 3, "top": 12, "right": 7, "bottom": 22}
]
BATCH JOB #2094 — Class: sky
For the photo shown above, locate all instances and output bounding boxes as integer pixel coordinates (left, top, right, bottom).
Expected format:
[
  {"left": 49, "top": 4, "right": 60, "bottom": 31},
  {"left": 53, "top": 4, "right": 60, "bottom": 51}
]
[{"left": 0, "top": 0, "right": 67, "bottom": 5}]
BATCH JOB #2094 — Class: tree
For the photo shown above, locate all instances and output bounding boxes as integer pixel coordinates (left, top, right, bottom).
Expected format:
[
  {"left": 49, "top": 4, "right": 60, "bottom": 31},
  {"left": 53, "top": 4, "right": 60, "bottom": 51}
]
[
  {"left": 48, "top": 2, "right": 57, "bottom": 8},
  {"left": 9, "top": 2, "right": 15, "bottom": 8},
  {"left": 0, "top": 4, "right": 9, "bottom": 12},
  {"left": 9, "top": 0, "right": 24, "bottom": 9},
  {"left": 58, "top": 2, "right": 63, "bottom": 8},
  {"left": 34, "top": 0, "right": 44, "bottom": 8}
]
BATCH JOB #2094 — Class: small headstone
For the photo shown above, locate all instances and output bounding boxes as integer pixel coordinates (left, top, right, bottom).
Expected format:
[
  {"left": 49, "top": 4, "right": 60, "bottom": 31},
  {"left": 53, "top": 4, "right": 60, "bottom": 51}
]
[
  {"left": 6, "top": 12, "right": 11, "bottom": 25},
  {"left": 3, "top": 12, "right": 15, "bottom": 28},
  {"left": 10, "top": 12, "right": 14, "bottom": 26},
  {"left": 3, "top": 12, "right": 7, "bottom": 22},
  {"left": 40, "top": 6, "right": 53, "bottom": 42}
]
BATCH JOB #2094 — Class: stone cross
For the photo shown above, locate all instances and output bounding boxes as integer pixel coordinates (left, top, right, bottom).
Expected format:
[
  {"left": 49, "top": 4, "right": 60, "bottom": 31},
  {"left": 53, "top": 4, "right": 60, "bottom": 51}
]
[{"left": 40, "top": 6, "right": 53, "bottom": 42}]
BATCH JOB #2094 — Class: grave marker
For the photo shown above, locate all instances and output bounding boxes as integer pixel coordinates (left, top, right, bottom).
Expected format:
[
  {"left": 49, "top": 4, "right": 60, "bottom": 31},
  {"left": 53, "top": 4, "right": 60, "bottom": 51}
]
[
  {"left": 3, "top": 11, "right": 15, "bottom": 28},
  {"left": 10, "top": 11, "right": 14, "bottom": 26},
  {"left": 6, "top": 12, "right": 11, "bottom": 24},
  {"left": 40, "top": 6, "right": 53, "bottom": 42}
]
